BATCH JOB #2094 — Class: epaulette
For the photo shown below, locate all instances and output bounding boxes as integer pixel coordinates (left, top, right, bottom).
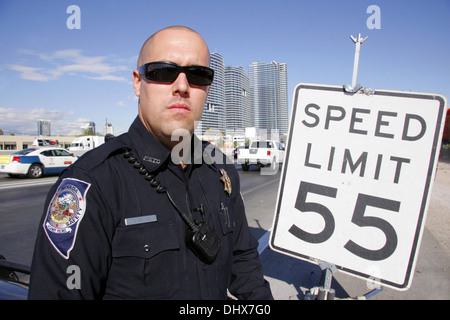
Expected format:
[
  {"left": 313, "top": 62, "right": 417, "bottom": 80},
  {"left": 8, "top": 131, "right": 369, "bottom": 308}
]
[{"left": 71, "top": 133, "right": 130, "bottom": 173}]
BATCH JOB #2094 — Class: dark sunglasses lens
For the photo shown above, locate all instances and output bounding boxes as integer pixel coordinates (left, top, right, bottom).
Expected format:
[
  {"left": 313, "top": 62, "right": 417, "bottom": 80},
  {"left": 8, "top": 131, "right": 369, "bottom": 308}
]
[
  {"left": 186, "top": 67, "right": 214, "bottom": 86},
  {"left": 146, "top": 64, "right": 179, "bottom": 82},
  {"left": 144, "top": 63, "right": 214, "bottom": 85}
]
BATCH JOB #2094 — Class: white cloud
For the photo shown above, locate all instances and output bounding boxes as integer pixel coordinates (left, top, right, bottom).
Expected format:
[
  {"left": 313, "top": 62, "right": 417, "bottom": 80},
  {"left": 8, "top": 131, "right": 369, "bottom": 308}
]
[
  {"left": 8, "top": 65, "right": 59, "bottom": 82},
  {"left": 0, "top": 107, "right": 64, "bottom": 123},
  {"left": 0, "top": 107, "right": 90, "bottom": 135},
  {"left": 8, "top": 49, "right": 131, "bottom": 83},
  {"left": 86, "top": 74, "right": 129, "bottom": 82}
]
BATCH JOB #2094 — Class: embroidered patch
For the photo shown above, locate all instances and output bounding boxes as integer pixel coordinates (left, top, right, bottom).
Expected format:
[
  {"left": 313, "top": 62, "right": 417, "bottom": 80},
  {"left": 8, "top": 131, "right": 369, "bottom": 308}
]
[{"left": 43, "top": 178, "right": 91, "bottom": 259}]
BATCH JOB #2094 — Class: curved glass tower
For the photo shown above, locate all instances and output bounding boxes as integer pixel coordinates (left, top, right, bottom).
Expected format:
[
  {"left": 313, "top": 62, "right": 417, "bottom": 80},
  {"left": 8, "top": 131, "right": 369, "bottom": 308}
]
[
  {"left": 248, "top": 61, "right": 288, "bottom": 136},
  {"left": 199, "top": 52, "right": 225, "bottom": 134}
]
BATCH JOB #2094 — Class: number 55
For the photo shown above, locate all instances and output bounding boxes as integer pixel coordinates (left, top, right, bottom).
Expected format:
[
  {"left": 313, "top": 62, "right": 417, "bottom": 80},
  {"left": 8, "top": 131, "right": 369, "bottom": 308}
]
[{"left": 289, "top": 181, "right": 400, "bottom": 261}]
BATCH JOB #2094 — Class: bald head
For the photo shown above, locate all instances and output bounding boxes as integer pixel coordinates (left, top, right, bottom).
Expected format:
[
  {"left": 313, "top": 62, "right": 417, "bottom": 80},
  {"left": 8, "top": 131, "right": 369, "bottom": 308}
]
[
  {"left": 132, "top": 26, "right": 211, "bottom": 150},
  {"left": 137, "top": 26, "right": 210, "bottom": 68}
]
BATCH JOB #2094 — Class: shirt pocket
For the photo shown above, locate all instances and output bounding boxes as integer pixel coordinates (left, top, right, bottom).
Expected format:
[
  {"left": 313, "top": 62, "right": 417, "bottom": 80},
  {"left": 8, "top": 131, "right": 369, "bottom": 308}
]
[
  {"left": 112, "top": 221, "right": 179, "bottom": 258},
  {"left": 111, "top": 220, "right": 181, "bottom": 298}
]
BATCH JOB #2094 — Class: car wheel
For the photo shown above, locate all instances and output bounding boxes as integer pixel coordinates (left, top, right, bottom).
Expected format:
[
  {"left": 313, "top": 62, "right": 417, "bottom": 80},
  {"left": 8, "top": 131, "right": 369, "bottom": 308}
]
[
  {"left": 28, "top": 164, "right": 43, "bottom": 178},
  {"left": 241, "top": 164, "right": 249, "bottom": 171}
]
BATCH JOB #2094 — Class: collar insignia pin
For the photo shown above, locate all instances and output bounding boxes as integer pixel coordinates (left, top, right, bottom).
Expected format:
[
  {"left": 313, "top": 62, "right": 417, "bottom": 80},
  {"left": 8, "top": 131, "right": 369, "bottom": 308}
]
[{"left": 220, "top": 169, "right": 232, "bottom": 196}]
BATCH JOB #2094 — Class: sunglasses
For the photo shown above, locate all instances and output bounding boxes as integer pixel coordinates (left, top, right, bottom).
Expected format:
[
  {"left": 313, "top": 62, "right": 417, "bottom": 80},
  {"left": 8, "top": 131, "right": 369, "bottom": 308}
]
[{"left": 138, "top": 61, "right": 214, "bottom": 86}]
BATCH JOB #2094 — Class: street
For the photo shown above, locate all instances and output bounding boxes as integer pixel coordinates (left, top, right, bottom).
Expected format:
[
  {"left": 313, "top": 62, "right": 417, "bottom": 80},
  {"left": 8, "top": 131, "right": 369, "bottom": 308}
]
[
  {"left": 0, "top": 175, "right": 56, "bottom": 267},
  {"left": 0, "top": 157, "right": 449, "bottom": 300}
]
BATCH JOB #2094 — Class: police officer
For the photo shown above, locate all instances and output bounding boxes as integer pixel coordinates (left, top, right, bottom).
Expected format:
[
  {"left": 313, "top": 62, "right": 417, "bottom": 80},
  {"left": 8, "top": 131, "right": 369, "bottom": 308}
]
[{"left": 28, "top": 26, "right": 273, "bottom": 300}]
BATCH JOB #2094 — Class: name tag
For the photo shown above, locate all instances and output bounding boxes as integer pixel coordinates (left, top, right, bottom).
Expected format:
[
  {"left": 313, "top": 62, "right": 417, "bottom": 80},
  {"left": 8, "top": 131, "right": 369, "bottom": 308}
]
[{"left": 124, "top": 214, "right": 157, "bottom": 226}]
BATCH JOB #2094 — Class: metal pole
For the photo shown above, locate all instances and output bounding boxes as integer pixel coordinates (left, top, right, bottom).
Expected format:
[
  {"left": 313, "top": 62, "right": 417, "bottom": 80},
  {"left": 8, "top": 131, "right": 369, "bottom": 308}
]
[{"left": 350, "top": 33, "right": 368, "bottom": 90}]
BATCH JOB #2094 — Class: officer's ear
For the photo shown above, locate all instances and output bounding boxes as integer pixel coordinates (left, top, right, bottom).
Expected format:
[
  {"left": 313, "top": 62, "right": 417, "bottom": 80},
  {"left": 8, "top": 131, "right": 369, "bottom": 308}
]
[{"left": 132, "top": 69, "right": 141, "bottom": 97}]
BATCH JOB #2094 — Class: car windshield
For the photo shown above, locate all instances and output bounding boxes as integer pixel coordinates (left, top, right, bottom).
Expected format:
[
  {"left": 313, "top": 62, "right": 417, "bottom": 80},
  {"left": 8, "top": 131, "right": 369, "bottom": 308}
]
[{"left": 13, "top": 148, "right": 37, "bottom": 155}]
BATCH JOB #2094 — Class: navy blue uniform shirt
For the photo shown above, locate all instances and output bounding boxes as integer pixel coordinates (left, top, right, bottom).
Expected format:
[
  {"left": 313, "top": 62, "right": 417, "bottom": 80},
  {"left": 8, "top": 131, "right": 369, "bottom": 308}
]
[{"left": 28, "top": 117, "right": 272, "bottom": 300}]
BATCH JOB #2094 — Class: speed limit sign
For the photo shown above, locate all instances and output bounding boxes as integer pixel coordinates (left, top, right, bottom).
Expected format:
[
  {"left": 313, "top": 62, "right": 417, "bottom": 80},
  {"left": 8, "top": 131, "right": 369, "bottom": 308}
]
[{"left": 270, "top": 83, "right": 447, "bottom": 290}]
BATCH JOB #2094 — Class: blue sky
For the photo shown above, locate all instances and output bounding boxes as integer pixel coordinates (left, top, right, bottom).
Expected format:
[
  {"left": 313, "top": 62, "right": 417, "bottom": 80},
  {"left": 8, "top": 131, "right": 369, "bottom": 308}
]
[{"left": 0, "top": 0, "right": 449, "bottom": 136}]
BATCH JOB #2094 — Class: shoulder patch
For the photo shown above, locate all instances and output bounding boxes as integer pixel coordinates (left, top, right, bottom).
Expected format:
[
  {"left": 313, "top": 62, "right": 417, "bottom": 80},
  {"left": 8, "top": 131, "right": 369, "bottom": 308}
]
[{"left": 43, "top": 178, "right": 91, "bottom": 259}]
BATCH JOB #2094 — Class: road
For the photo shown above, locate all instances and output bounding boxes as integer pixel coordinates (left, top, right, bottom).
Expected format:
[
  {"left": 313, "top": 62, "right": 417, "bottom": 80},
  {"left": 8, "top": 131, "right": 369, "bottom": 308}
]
[{"left": 0, "top": 175, "right": 57, "bottom": 267}]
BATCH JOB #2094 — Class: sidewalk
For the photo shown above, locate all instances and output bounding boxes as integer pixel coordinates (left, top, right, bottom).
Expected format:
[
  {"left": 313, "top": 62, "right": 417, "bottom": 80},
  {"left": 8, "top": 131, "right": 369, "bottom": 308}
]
[{"left": 260, "top": 151, "right": 450, "bottom": 300}]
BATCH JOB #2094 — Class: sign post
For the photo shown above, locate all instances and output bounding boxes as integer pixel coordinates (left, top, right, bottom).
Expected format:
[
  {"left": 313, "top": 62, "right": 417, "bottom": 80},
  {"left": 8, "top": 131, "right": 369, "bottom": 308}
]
[
  {"left": 349, "top": 33, "right": 368, "bottom": 92},
  {"left": 270, "top": 83, "right": 447, "bottom": 291}
]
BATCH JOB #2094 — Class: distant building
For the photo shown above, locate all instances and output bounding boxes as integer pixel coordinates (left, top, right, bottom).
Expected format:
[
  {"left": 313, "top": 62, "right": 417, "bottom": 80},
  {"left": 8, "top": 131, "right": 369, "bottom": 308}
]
[
  {"left": 104, "top": 119, "right": 114, "bottom": 135},
  {"left": 37, "top": 119, "right": 51, "bottom": 136},
  {"left": 248, "top": 61, "right": 288, "bottom": 136},
  {"left": 198, "top": 52, "right": 225, "bottom": 134},
  {"left": 193, "top": 54, "right": 288, "bottom": 142},
  {"left": 81, "top": 121, "right": 96, "bottom": 135},
  {"left": 224, "top": 66, "right": 252, "bottom": 131},
  {"left": 0, "top": 135, "right": 76, "bottom": 151}
]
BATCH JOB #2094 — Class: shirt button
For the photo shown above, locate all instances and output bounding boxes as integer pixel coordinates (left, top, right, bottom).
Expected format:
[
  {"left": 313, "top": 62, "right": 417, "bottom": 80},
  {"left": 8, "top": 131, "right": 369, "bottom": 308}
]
[{"left": 144, "top": 244, "right": 150, "bottom": 252}]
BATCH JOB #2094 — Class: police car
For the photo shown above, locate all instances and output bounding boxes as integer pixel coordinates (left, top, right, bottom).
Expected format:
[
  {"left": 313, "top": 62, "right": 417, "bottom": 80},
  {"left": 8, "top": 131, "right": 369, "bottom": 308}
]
[{"left": 0, "top": 147, "right": 78, "bottom": 178}]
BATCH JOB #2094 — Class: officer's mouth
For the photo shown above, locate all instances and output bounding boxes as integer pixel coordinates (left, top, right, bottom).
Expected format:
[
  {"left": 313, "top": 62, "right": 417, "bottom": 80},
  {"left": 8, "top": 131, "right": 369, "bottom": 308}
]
[{"left": 168, "top": 103, "right": 191, "bottom": 114}]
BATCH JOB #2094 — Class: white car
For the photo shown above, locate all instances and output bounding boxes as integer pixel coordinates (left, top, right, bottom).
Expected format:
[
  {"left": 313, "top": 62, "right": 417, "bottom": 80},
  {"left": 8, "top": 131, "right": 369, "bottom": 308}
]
[
  {"left": 0, "top": 147, "right": 78, "bottom": 178},
  {"left": 237, "top": 140, "right": 285, "bottom": 171}
]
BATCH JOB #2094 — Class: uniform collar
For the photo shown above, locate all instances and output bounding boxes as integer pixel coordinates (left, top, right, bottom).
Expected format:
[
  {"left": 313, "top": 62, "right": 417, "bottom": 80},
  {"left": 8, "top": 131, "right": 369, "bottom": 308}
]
[
  {"left": 128, "top": 116, "right": 218, "bottom": 174},
  {"left": 128, "top": 117, "right": 171, "bottom": 173}
]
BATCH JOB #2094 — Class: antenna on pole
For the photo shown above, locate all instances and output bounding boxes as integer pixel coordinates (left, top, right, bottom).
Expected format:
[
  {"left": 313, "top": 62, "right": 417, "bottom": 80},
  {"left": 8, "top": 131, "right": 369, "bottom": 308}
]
[{"left": 345, "top": 33, "right": 369, "bottom": 93}]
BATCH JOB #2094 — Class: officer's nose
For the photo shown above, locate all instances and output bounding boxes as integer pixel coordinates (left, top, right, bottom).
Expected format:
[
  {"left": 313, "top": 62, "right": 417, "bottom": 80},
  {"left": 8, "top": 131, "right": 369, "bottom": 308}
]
[{"left": 172, "top": 72, "right": 190, "bottom": 97}]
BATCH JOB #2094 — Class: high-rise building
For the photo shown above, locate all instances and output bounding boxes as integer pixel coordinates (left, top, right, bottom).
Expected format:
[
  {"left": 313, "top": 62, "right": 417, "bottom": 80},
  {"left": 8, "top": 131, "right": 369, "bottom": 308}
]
[
  {"left": 37, "top": 119, "right": 51, "bottom": 136},
  {"left": 224, "top": 66, "right": 251, "bottom": 131},
  {"left": 248, "top": 61, "right": 288, "bottom": 136},
  {"left": 104, "top": 118, "right": 114, "bottom": 135},
  {"left": 198, "top": 52, "right": 225, "bottom": 134}
]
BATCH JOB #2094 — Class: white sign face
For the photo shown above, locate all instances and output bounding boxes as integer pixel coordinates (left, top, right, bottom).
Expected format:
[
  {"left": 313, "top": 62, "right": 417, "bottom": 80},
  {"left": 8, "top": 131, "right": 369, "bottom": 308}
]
[{"left": 270, "top": 83, "right": 447, "bottom": 290}]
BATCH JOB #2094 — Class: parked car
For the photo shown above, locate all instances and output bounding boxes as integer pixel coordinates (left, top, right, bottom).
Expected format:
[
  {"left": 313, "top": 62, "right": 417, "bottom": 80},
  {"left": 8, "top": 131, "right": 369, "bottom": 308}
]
[
  {"left": 0, "top": 147, "right": 78, "bottom": 178},
  {"left": 237, "top": 140, "right": 285, "bottom": 171}
]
